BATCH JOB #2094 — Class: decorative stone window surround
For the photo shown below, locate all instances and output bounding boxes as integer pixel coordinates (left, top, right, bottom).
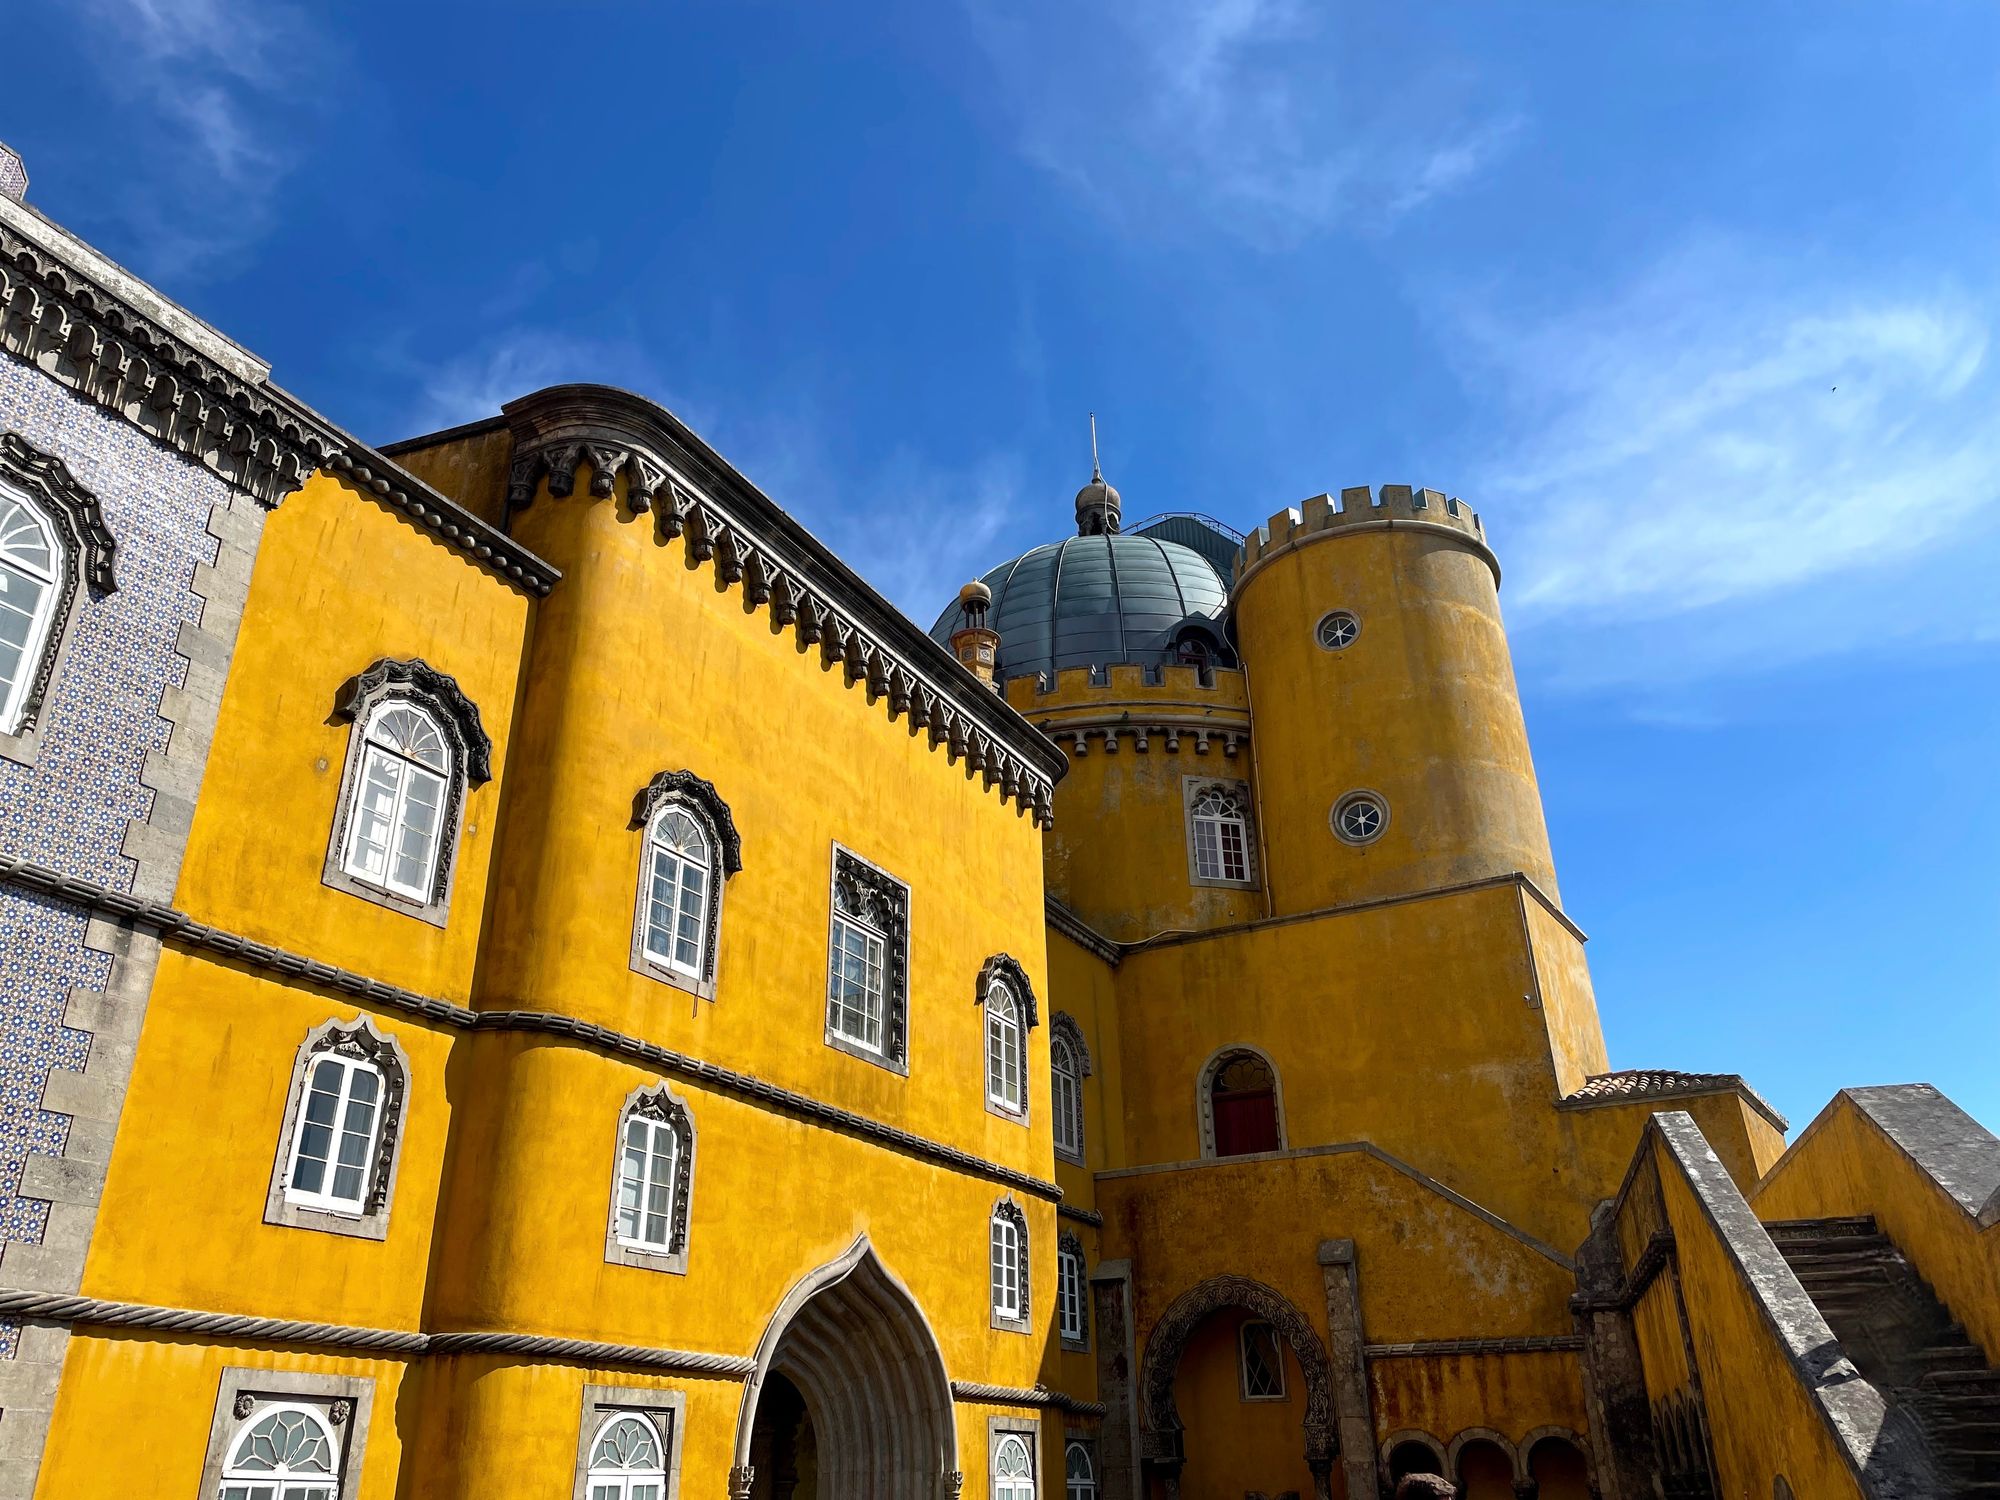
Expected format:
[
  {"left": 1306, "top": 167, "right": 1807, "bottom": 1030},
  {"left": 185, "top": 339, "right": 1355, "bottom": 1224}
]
[
  {"left": 0, "top": 431, "right": 117, "bottom": 765},
  {"left": 628, "top": 769, "right": 743, "bottom": 1002},
  {"left": 824, "top": 844, "right": 911, "bottom": 1075},
  {"left": 987, "top": 1414, "right": 1041, "bottom": 1500},
  {"left": 501, "top": 387, "right": 1060, "bottom": 826},
  {"left": 1057, "top": 1230, "right": 1089, "bottom": 1352},
  {"left": 1182, "top": 775, "right": 1258, "bottom": 891},
  {"left": 976, "top": 954, "right": 1039, "bottom": 1126},
  {"left": 990, "top": 1196, "right": 1031, "bottom": 1334},
  {"left": 604, "top": 1083, "right": 698, "bottom": 1276},
  {"left": 263, "top": 1016, "right": 412, "bottom": 1242},
  {"left": 1049, "top": 1011, "right": 1092, "bottom": 1166},
  {"left": 198, "top": 1367, "right": 375, "bottom": 1500},
  {"left": 572, "top": 1383, "right": 687, "bottom": 1500},
  {"left": 1194, "top": 1044, "right": 1290, "bottom": 1160},
  {"left": 320, "top": 658, "right": 492, "bottom": 927}
]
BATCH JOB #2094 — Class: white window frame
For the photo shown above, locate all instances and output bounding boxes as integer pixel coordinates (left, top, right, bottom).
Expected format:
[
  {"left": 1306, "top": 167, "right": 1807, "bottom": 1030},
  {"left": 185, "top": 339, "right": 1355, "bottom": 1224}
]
[
  {"left": 583, "top": 1412, "right": 670, "bottom": 1500},
  {"left": 282, "top": 1053, "right": 386, "bottom": 1216},
  {"left": 828, "top": 900, "right": 888, "bottom": 1053},
  {"left": 990, "top": 1430, "right": 1036, "bottom": 1500},
  {"left": 985, "top": 982, "right": 1026, "bottom": 1119},
  {"left": 199, "top": 1370, "right": 373, "bottom": 1500},
  {"left": 264, "top": 1017, "right": 410, "bottom": 1242},
  {"left": 572, "top": 1386, "right": 686, "bottom": 1500},
  {"left": 1183, "top": 776, "right": 1257, "bottom": 889},
  {"left": 1065, "top": 1440, "right": 1098, "bottom": 1500},
  {"left": 633, "top": 803, "right": 718, "bottom": 995},
  {"left": 615, "top": 1113, "right": 681, "bottom": 1252},
  {"left": 604, "top": 1084, "right": 696, "bottom": 1275},
  {"left": 340, "top": 700, "right": 452, "bottom": 903},
  {"left": 823, "top": 845, "right": 910, "bottom": 1074},
  {"left": 219, "top": 1402, "right": 341, "bottom": 1498},
  {"left": 990, "top": 1199, "right": 1030, "bottom": 1332},
  {"left": 0, "top": 480, "right": 63, "bottom": 739},
  {"left": 1057, "top": 1234, "right": 1088, "bottom": 1350},
  {"left": 1051, "top": 1035, "right": 1082, "bottom": 1159},
  {"left": 1238, "top": 1319, "right": 1288, "bottom": 1402}
]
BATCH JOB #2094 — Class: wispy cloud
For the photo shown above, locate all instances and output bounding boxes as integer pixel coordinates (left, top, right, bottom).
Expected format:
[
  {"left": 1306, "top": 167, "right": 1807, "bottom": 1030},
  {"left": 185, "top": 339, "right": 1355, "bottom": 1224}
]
[
  {"left": 965, "top": 0, "right": 1521, "bottom": 249},
  {"left": 402, "top": 331, "right": 695, "bottom": 438},
  {"left": 70, "top": 0, "right": 327, "bottom": 277},
  {"left": 1440, "top": 238, "right": 2000, "bottom": 688}
]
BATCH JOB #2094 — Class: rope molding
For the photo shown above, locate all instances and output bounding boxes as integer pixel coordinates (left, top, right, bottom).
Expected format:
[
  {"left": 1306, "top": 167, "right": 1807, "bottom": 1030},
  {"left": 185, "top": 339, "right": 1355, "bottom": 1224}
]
[
  {"left": 1363, "top": 1335, "right": 1584, "bottom": 1359},
  {"left": 0, "top": 854, "right": 1061, "bottom": 1203},
  {"left": 950, "top": 1380, "right": 1107, "bottom": 1417},
  {"left": 0, "top": 1288, "right": 749, "bottom": 1375},
  {"left": 1057, "top": 1202, "right": 1104, "bottom": 1228}
]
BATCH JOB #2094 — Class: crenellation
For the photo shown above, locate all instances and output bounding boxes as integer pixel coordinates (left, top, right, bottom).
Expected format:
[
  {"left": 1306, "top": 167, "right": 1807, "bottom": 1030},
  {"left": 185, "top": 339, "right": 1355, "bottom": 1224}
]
[{"left": 1236, "top": 483, "right": 1489, "bottom": 579}]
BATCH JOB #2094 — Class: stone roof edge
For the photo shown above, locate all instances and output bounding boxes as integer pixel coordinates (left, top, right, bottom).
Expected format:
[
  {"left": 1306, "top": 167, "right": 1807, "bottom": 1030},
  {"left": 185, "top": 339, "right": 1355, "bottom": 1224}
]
[
  {"left": 500, "top": 385, "right": 1067, "bottom": 795},
  {"left": 0, "top": 195, "right": 558, "bottom": 595},
  {"left": 1753, "top": 1084, "right": 2000, "bottom": 1229},
  {"left": 1557, "top": 1072, "right": 1790, "bottom": 1135},
  {"left": 1649, "top": 1110, "right": 1941, "bottom": 1497},
  {"left": 1045, "top": 896, "right": 1121, "bottom": 966}
]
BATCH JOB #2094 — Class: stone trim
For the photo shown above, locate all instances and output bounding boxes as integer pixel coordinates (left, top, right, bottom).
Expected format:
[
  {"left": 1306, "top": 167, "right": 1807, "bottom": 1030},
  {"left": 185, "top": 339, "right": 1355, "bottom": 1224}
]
[
  {"left": 1089, "top": 1260, "right": 1140, "bottom": 1500},
  {"left": 497, "top": 385, "right": 1061, "bottom": 823},
  {"left": 1058, "top": 1231, "right": 1090, "bottom": 1352},
  {"left": 1050, "top": 719, "right": 1248, "bottom": 760},
  {"left": 1046, "top": 897, "right": 1122, "bottom": 966},
  {"left": 603, "top": 1083, "right": 697, "bottom": 1276},
  {"left": 1570, "top": 1230, "right": 1674, "bottom": 1315},
  {"left": 976, "top": 953, "right": 1040, "bottom": 1029},
  {"left": 1757, "top": 1083, "right": 2000, "bottom": 1227},
  {"left": 1059, "top": 1202, "right": 1104, "bottom": 1228},
  {"left": 988, "top": 1413, "right": 1043, "bottom": 1496},
  {"left": 952, "top": 1382, "right": 1107, "bottom": 1417},
  {"left": 573, "top": 1382, "right": 687, "bottom": 1500},
  {"left": 1558, "top": 1069, "right": 1788, "bottom": 1134},
  {"left": 825, "top": 844, "right": 911, "bottom": 1075},
  {"left": 1379, "top": 1429, "right": 1449, "bottom": 1475},
  {"left": 1096, "top": 1138, "right": 1574, "bottom": 1271},
  {"left": 1364, "top": 1335, "right": 1585, "bottom": 1358},
  {"left": 1194, "top": 1044, "right": 1289, "bottom": 1159},
  {"left": 0, "top": 854, "right": 1065, "bottom": 1203},
  {"left": 990, "top": 1197, "right": 1032, "bottom": 1333},
  {"left": 262, "top": 1016, "right": 412, "bottom": 1242},
  {"left": 1181, "top": 775, "right": 1259, "bottom": 890},
  {"left": 1049, "top": 1011, "right": 1093, "bottom": 1078},
  {"left": 0, "top": 430, "right": 117, "bottom": 744},
  {"left": 1317, "top": 1239, "right": 1376, "bottom": 1500},
  {"left": 978, "top": 954, "right": 1036, "bottom": 1127},
  {"left": 330, "top": 658, "right": 493, "bottom": 783},
  {"left": 1051, "top": 1011, "right": 1090, "bottom": 1167},
  {"left": 0, "top": 1288, "right": 756, "bottom": 1374},
  {"left": 199, "top": 1367, "right": 375, "bottom": 1500},
  {"left": 629, "top": 772, "right": 740, "bottom": 1001}
]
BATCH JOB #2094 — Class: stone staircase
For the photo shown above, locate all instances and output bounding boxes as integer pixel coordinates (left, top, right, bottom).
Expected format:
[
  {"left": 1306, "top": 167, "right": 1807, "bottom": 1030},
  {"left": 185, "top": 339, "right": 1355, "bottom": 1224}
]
[{"left": 1766, "top": 1215, "right": 2000, "bottom": 1497}]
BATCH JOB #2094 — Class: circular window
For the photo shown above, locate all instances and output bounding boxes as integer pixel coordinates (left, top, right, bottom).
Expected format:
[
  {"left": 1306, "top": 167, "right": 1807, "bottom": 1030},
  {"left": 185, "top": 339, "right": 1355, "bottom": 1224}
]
[
  {"left": 1315, "top": 611, "right": 1360, "bottom": 651},
  {"left": 1331, "top": 791, "right": 1388, "bottom": 845}
]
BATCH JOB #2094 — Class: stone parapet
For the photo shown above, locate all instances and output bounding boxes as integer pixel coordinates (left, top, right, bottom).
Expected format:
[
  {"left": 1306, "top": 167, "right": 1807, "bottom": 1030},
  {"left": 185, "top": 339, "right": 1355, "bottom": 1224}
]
[{"left": 1235, "top": 485, "right": 1495, "bottom": 586}]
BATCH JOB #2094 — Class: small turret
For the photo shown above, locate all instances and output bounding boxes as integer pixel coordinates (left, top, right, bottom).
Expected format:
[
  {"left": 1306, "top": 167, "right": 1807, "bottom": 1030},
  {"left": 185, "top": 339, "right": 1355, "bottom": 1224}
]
[{"left": 949, "top": 580, "right": 1001, "bottom": 688}]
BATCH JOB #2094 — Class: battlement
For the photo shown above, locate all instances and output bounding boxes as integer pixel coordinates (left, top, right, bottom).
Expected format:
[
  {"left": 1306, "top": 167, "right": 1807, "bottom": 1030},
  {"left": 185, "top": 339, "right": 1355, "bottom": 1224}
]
[
  {"left": 1003, "top": 662, "right": 1249, "bottom": 713},
  {"left": 1234, "top": 484, "right": 1490, "bottom": 581}
]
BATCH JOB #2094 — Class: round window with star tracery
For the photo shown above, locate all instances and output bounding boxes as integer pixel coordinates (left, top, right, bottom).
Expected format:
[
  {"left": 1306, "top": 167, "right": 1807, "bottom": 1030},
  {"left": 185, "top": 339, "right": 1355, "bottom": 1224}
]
[
  {"left": 1331, "top": 791, "right": 1388, "bottom": 845},
  {"left": 1315, "top": 610, "right": 1360, "bottom": 651}
]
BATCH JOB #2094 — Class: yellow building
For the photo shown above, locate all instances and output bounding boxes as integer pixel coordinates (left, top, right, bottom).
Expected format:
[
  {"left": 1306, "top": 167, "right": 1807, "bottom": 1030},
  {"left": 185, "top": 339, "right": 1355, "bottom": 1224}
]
[{"left": 0, "top": 176, "right": 1995, "bottom": 1500}]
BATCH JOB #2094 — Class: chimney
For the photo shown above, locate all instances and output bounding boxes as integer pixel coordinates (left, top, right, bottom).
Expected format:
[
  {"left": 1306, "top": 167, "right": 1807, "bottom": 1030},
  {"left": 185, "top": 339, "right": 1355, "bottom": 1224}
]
[
  {"left": 949, "top": 580, "right": 1001, "bottom": 689},
  {"left": 0, "top": 143, "right": 26, "bottom": 204}
]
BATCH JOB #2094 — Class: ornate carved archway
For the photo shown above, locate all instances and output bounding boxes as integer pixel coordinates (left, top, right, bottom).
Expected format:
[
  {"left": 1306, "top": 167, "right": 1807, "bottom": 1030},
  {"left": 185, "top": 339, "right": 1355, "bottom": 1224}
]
[{"left": 1137, "top": 1273, "right": 1336, "bottom": 1499}]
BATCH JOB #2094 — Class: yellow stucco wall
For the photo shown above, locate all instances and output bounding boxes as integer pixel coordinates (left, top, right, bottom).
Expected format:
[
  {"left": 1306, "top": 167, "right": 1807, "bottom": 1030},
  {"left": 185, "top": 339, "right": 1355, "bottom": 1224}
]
[
  {"left": 1753, "top": 1093, "right": 2000, "bottom": 1364},
  {"left": 1171, "top": 1309, "right": 1322, "bottom": 1500}
]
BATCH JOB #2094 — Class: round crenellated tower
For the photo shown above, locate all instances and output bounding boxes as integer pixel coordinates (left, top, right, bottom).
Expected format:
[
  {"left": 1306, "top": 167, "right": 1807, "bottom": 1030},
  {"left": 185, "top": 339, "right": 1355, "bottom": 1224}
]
[{"left": 1230, "top": 483, "right": 1557, "bottom": 915}]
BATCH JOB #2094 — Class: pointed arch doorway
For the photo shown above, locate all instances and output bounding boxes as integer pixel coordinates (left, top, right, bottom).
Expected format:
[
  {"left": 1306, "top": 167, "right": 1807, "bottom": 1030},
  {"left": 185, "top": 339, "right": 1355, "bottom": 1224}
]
[{"left": 730, "top": 1237, "right": 959, "bottom": 1500}]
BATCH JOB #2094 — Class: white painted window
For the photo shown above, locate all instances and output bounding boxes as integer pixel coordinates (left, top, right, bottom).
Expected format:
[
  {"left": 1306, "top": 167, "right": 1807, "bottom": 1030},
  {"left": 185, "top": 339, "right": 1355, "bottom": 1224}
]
[
  {"left": 585, "top": 1413, "right": 668, "bottom": 1500},
  {"left": 218, "top": 1403, "right": 340, "bottom": 1499},
  {"left": 615, "top": 1111, "right": 682, "bottom": 1250},
  {"left": 827, "top": 900, "right": 887, "bottom": 1053},
  {"left": 990, "top": 1208, "right": 1024, "bottom": 1320},
  {"left": 986, "top": 983, "right": 1025, "bottom": 1114},
  {"left": 1239, "top": 1319, "right": 1286, "bottom": 1401},
  {"left": 641, "top": 807, "right": 711, "bottom": 979},
  {"left": 1065, "top": 1441, "right": 1097, "bottom": 1500},
  {"left": 1190, "top": 787, "right": 1250, "bottom": 883},
  {"left": 992, "top": 1432, "right": 1035, "bottom": 1500},
  {"left": 284, "top": 1054, "right": 384, "bottom": 1215},
  {"left": 341, "top": 701, "right": 451, "bottom": 901},
  {"left": 1052, "top": 1035, "right": 1083, "bottom": 1158},
  {"left": 0, "top": 484, "right": 61, "bottom": 736},
  {"left": 1058, "top": 1240, "right": 1086, "bottom": 1344}
]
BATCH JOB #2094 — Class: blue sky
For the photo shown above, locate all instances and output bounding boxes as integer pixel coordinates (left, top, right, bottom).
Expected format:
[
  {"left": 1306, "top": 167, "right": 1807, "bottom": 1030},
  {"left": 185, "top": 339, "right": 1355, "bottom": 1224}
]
[{"left": 9, "top": 1, "right": 1997, "bottom": 1132}]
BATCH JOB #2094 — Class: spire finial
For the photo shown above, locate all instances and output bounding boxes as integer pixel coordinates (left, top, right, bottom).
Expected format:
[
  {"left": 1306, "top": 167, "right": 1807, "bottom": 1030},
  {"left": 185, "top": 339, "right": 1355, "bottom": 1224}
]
[{"left": 1089, "top": 411, "right": 1102, "bottom": 482}]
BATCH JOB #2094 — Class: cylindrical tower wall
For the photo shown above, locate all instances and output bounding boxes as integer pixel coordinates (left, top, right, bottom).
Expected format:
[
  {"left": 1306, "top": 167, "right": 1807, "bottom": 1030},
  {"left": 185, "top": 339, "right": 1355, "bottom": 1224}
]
[{"left": 1231, "top": 486, "right": 1557, "bottom": 916}]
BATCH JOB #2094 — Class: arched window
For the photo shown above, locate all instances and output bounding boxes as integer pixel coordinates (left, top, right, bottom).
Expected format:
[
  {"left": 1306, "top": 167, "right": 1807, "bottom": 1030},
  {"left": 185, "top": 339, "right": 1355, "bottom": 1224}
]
[
  {"left": 341, "top": 701, "right": 450, "bottom": 901},
  {"left": 268, "top": 1017, "right": 410, "bottom": 1239},
  {"left": 1186, "top": 781, "right": 1253, "bottom": 885},
  {"left": 826, "top": 847, "right": 911, "bottom": 1070},
  {"left": 1058, "top": 1231, "right": 1088, "bottom": 1349},
  {"left": 1051, "top": 1034, "right": 1082, "bottom": 1158},
  {"left": 0, "top": 485, "right": 62, "bottom": 735},
  {"left": 326, "top": 658, "right": 492, "bottom": 922},
  {"left": 1239, "top": 1319, "right": 1286, "bottom": 1400},
  {"left": 218, "top": 1403, "right": 339, "bottom": 1499},
  {"left": 607, "top": 1086, "right": 696, "bottom": 1273},
  {"left": 1064, "top": 1441, "right": 1097, "bottom": 1500},
  {"left": 990, "top": 1200, "right": 1028, "bottom": 1330},
  {"left": 631, "top": 769, "right": 742, "bottom": 999},
  {"left": 584, "top": 1413, "right": 669, "bottom": 1500},
  {"left": 1201, "top": 1047, "right": 1283, "bottom": 1158},
  {"left": 985, "top": 982, "right": 1025, "bottom": 1116},
  {"left": 992, "top": 1432, "right": 1034, "bottom": 1500}
]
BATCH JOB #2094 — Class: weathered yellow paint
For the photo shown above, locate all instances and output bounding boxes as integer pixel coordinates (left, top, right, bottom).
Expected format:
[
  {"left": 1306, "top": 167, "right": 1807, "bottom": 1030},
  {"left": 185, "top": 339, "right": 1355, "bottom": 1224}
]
[
  {"left": 1368, "top": 1354, "right": 1586, "bottom": 1482},
  {"left": 1174, "top": 1309, "right": 1322, "bottom": 1500},
  {"left": 1753, "top": 1092, "right": 2000, "bottom": 1364}
]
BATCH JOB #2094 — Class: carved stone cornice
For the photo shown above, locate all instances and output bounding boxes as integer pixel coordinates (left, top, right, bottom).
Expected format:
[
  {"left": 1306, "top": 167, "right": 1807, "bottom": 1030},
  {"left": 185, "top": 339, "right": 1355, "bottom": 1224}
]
[
  {"left": 976, "top": 953, "right": 1039, "bottom": 1028},
  {"left": 0, "top": 431, "right": 116, "bottom": 591},
  {"left": 332, "top": 657, "right": 495, "bottom": 784},
  {"left": 500, "top": 385, "right": 1064, "bottom": 826},
  {"left": 633, "top": 768, "right": 743, "bottom": 875}
]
